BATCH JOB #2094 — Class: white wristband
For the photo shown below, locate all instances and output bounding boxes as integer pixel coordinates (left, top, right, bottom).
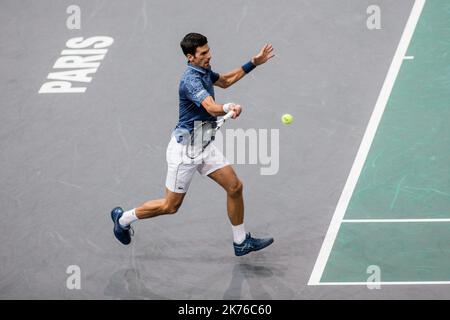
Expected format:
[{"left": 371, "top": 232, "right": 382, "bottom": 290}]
[{"left": 223, "top": 103, "right": 235, "bottom": 113}]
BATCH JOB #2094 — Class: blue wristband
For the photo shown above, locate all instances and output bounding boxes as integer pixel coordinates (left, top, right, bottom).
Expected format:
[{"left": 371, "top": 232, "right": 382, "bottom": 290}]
[{"left": 242, "top": 61, "right": 256, "bottom": 73}]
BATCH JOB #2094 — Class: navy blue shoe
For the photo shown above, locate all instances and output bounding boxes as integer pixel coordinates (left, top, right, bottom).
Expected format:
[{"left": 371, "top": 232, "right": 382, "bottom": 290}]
[
  {"left": 111, "top": 207, "right": 132, "bottom": 245},
  {"left": 233, "top": 233, "right": 274, "bottom": 256}
]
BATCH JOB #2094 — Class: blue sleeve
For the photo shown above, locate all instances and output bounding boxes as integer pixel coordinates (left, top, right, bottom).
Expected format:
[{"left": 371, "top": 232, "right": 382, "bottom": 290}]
[
  {"left": 184, "top": 76, "right": 210, "bottom": 107},
  {"left": 210, "top": 70, "right": 220, "bottom": 84}
]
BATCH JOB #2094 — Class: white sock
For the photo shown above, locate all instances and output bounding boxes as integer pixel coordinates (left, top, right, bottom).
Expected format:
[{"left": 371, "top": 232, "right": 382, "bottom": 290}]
[
  {"left": 119, "top": 209, "right": 138, "bottom": 228},
  {"left": 232, "top": 223, "right": 246, "bottom": 244}
]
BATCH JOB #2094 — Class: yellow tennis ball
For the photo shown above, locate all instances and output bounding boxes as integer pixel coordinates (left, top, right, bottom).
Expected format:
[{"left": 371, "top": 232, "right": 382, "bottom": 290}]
[{"left": 281, "top": 113, "right": 293, "bottom": 124}]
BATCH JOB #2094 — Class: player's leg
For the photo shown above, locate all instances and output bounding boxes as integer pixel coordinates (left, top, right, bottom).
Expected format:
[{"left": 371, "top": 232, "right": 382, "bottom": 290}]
[
  {"left": 135, "top": 188, "right": 185, "bottom": 219},
  {"left": 111, "top": 188, "right": 189, "bottom": 246},
  {"left": 207, "top": 165, "right": 244, "bottom": 227},
  {"left": 203, "top": 147, "right": 273, "bottom": 256},
  {"left": 111, "top": 135, "right": 197, "bottom": 245},
  {"left": 116, "top": 188, "right": 185, "bottom": 230},
  {"left": 121, "top": 134, "right": 197, "bottom": 224},
  {"left": 117, "top": 153, "right": 195, "bottom": 227}
]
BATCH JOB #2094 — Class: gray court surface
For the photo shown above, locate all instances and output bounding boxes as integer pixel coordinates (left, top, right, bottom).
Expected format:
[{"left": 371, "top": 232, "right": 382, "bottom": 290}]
[{"left": 2, "top": 0, "right": 447, "bottom": 299}]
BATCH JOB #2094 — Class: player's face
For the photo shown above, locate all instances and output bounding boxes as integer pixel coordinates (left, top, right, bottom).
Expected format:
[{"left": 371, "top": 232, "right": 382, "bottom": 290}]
[{"left": 190, "top": 44, "right": 211, "bottom": 68}]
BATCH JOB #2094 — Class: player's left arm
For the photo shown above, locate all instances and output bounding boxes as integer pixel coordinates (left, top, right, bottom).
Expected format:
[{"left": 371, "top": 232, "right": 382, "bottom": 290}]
[{"left": 214, "top": 43, "right": 275, "bottom": 89}]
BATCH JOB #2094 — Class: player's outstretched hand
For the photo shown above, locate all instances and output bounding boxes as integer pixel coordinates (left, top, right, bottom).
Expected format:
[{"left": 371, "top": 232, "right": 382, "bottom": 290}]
[{"left": 251, "top": 44, "right": 275, "bottom": 66}]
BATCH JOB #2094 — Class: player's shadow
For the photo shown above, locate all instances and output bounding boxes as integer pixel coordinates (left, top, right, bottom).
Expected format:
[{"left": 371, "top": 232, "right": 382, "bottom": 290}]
[
  {"left": 223, "top": 263, "right": 274, "bottom": 299},
  {"left": 104, "top": 268, "right": 170, "bottom": 300}
]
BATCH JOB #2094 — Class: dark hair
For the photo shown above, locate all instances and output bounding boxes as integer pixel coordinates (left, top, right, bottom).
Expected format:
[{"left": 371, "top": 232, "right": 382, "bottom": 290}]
[{"left": 180, "top": 33, "right": 208, "bottom": 56}]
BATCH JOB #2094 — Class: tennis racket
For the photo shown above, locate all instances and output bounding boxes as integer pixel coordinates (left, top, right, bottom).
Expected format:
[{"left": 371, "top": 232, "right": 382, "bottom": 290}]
[{"left": 186, "top": 111, "right": 235, "bottom": 159}]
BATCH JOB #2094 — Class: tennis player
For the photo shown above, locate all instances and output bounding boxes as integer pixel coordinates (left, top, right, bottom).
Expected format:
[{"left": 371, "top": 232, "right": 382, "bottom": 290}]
[{"left": 111, "top": 33, "right": 275, "bottom": 256}]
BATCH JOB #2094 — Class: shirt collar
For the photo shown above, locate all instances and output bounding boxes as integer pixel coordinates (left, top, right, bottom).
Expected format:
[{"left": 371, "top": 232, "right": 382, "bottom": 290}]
[{"left": 187, "top": 62, "right": 210, "bottom": 74}]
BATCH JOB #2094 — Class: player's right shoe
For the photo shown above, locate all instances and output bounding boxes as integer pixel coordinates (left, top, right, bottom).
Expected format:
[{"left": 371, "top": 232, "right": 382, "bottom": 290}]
[
  {"left": 111, "top": 207, "right": 132, "bottom": 245},
  {"left": 233, "top": 233, "right": 274, "bottom": 256}
]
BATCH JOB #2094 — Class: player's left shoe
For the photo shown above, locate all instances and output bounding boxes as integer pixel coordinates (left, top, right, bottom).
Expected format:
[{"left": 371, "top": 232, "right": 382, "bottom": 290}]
[
  {"left": 233, "top": 233, "right": 274, "bottom": 256},
  {"left": 110, "top": 207, "right": 133, "bottom": 245}
]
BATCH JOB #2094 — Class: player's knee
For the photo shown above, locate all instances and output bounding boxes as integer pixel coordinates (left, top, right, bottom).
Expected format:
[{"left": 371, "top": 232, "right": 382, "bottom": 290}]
[{"left": 227, "top": 180, "right": 243, "bottom": 198}]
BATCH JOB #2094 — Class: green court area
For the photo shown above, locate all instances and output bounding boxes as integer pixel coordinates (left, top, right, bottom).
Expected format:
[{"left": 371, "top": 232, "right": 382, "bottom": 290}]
[
  {"left": 322, "top": 222, "right": 450, "bottom": 282},
  {"left": 320, "top": 0, "right": 450, "bottom": 284}
]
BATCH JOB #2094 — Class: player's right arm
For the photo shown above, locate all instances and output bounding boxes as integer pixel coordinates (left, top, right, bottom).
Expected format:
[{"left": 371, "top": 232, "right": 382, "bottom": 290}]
[
  {"left": 200, "top": 96, "right": 226, "bottom": 117},
  {"left": 184, "top": 75, "right": 242, "bottom": 118},
  {"left": 201, "top": 96, "right": 242, "bottom": 119}
]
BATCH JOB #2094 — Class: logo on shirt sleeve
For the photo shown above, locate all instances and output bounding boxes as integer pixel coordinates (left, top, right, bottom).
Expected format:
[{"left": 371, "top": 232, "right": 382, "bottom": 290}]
[{"left": 195, "top": 89, "right": 207, "bottom": 98}]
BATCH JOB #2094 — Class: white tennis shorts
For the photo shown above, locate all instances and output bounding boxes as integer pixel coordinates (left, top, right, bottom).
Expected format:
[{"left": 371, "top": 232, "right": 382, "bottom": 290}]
[{"left": 165, "top": 136, "right": 229, "bottom": 193}]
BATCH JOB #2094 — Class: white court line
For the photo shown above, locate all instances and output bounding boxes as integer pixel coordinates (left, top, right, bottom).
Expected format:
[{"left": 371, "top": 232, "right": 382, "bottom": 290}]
[
  {"left": 308, "top": 0, "right": 426, "bottom": 286},
  {"left": 343, "top": 218, "right": 450, "bottom": 223},
  {"left": 316, "top": 281, "right": 450, "bottom": 286},
  {"left": 404, "top": 55, "right": 415, "bottom": 59}
]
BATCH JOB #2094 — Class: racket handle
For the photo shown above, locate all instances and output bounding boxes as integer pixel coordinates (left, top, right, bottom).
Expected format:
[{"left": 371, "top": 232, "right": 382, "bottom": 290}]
[{"left": 223, "top": 111, "right": 235, "bottom": 121}]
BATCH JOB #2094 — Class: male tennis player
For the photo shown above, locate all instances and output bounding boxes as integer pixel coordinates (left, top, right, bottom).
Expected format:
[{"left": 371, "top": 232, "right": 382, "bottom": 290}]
[{"left": 111, "top": 33, "right": 275, "bottom": 256}]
